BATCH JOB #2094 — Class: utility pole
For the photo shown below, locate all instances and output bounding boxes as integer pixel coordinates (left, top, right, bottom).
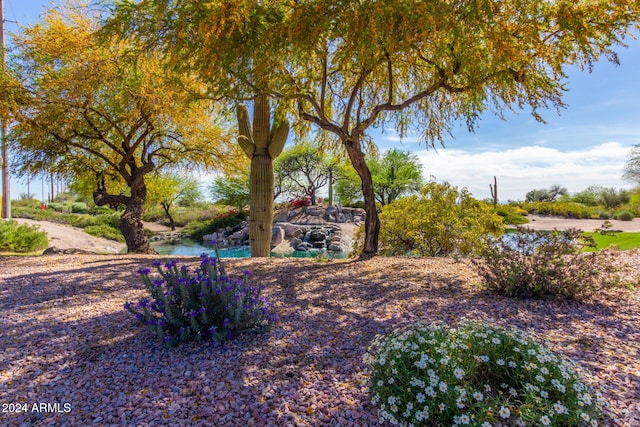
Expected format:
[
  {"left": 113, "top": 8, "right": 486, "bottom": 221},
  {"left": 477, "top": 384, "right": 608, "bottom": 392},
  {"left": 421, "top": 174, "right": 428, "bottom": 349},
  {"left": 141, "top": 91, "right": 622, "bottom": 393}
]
[{"left": 1, "top": 0, "right": 11, "bottom": 219}]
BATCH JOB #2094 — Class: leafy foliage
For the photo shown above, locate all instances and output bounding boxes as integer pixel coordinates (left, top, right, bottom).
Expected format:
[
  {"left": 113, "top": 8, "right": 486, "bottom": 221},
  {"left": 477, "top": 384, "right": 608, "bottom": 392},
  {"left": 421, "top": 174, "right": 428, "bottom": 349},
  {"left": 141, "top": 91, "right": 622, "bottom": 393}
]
[
  {"left": 520, "top": 201, "right": 593, "bottom": 219},
  {"left": 377, "top": 182, "right": 503, "bottom": 257},
  {"left": 336, "top": 149, "right": 424, "bottom": 206},
  {"left": 274, "top": 143, "right": 338, "bottom": 205},
  {"left": 365, "top": 321, "right": 610, "bottom": 427},
  {"left": 525, "top": 185, "right": 568, "bottom": 202},
  {"left": 0, "top": 220, "right": 48, "bottom": 253},
  {"left": 125, "top": 254, "right": 276, "bottom": 347},
  {"left": 475, "top": 227, "right": 619, "bottom": 300},
  {"left": 209, "top": 173, "right": 251, "bottom": 213}
]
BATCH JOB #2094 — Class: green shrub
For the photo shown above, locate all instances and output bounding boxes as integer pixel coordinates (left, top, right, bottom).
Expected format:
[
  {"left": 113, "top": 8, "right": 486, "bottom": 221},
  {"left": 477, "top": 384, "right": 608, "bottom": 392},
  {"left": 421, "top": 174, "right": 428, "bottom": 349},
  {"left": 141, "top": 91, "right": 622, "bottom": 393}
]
[
  {"left": 495, "top": 206, "right": 529, "bottom": 225},
  {"left": 46, "top": 202, "right": 68, "bottom": 213},
  {"left": 124, "top": 253, "right": 277, "bottom": 347},
  {"left": 614, "top": 210, "right": 634, "bottom": 221},
  {"left": 90, "top": 205, "right": 115, "bottom": 215},
  {"left": 475, "top": 227, "right": 618, "bottom": 300},
  {"left": 365, "top": 321, "right": 610, "bottom": 427},
  {"left": 83, "top": 224, "right": 124, "bottom": 242},
  {"left": 520, "top": 202, "right": 592, "bottom": 219},
  {"left": 377, "top": 182, "right": 503, "bottom": 257},
  {"left": 60, "top": 213, "right": 98, "bottom": 228},
  {"left": 95, "top": 212, "right": 121, "bottom": 229},
  {"left": 71, "top": 202, "right": 88, "bottom": 214},
  {"left": 0, "top": 220, "right": 48, "bottom": 253}
]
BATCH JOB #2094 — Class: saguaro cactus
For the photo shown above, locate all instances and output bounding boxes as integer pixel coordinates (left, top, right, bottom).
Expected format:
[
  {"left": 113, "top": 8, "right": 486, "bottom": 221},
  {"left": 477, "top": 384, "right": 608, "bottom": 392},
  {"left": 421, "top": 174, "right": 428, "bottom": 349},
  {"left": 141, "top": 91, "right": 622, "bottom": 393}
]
[
  {"left": 490, "top": 176, "right": 498, "bottom": 207},
  {"left": 237, "top": 94, "right": 289, "bottom": 257}
]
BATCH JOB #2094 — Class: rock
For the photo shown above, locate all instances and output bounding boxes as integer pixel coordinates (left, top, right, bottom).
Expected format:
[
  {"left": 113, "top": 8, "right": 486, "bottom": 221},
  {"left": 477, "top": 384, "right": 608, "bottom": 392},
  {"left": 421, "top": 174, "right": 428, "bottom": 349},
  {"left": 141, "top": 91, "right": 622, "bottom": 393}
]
[
  {"left": 305, "top": 206, "right": 324, "bottom": 216},
  {"left": 309, "top": 230, "right": 327, "bottom": 242},
  {"left": 202, "top": 233, "right": 217, "bottom": 242},
  {"left": 312, "top": 241, "right": 326, "bottom": 249},
  {"left": 43, "top": 247, "right": 94, "bottom": 255},
  {"left": 336, "top": 213, "right": 347, "bottom": 223},
  {"left": 271, "top": 226, "right": 285, "bottom": 248},
  {"left": 328, "top": 243, "right": 344, "bottom": 251}
]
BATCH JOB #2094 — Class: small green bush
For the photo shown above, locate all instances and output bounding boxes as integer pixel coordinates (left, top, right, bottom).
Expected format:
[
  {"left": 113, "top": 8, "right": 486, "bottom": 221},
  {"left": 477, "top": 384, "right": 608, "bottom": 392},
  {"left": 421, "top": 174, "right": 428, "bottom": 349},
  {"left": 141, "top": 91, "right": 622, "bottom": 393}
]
[
  {"left": 614, "top": 210, "right": 634, "bottom": 221},
  {"left": 365, "top": 321, "right": 611, "bottom": 426},
  {"left": 83, "top": 224, "right": 124, "bottom": 242},
  {"left": 95, "top": 212, "right": 121, "bottom": 229},
  {"left": 60, "top": 213, "right": 98, "bottom": 228},
  {"left": 475, "top": 227, "right": 618, "bottom": 300},
  {"left": 495, "top": 206, "right": 529, "bottom": 225},
  {"left": 377, "top": 182, "right": 503, "bottom": 257},
  {"left": 71, "top": 202, "right": 88, "bottom": 214},
  {"left": 0, "top": 220, "right": 48, "bottom": 253},
  {"left": 125, "top": 253, "right": 277, "bottom": 347},
  {"left": 46, "top": 202, "right": 68, "bottom": 213}
]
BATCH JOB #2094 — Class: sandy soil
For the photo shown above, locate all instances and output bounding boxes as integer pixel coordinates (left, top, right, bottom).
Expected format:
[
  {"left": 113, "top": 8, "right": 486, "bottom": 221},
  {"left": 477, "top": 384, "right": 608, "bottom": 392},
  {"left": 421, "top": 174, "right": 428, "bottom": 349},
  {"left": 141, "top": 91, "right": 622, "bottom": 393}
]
[
  {"left": 0, "top": 254, "right": 638, "bottom": 426},
  {"left": 12, "top": 219, "right": 180, "bottom": 254}
]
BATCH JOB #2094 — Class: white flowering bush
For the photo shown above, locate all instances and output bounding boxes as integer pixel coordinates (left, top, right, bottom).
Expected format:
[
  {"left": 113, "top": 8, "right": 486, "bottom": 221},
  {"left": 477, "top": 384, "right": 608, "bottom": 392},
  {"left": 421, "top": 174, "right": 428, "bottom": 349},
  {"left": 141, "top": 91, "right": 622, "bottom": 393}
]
[{"left": 364, "top": 321, "right": 611, "bottom": 426}]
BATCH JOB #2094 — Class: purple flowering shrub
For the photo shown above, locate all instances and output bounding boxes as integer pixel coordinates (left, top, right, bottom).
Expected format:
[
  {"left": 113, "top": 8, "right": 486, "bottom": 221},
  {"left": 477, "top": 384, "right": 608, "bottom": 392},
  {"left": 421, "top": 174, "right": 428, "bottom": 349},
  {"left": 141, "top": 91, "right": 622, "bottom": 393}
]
[{"left": 125, "top": 253, "right": 277, "bottom": 347}]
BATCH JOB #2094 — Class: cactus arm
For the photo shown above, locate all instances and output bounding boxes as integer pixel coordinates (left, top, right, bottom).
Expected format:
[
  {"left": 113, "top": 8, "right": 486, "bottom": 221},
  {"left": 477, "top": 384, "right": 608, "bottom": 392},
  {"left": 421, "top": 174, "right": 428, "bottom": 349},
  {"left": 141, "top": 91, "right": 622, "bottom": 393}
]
[
  {"left": 236, "top": 104, "right": 253, "bottom": 141},
  {"left": 268, "top": 119, "right": 290, "bottom": 159},
  {"left": 238, "top": 135, "right": 256, "bottom": 159}
]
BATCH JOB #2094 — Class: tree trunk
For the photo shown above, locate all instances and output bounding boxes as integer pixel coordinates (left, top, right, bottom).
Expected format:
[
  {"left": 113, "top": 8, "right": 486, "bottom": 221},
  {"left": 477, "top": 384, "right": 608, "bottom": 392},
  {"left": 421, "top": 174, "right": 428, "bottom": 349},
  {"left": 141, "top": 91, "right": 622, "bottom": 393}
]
[
  {"left": 121, "top": 180, "right": 153, "bottom": 254},
  {"left": 161, "top": 201, "right": 176, "bottom": 231},
  {"left": 343, "top": 136, "right": 379, "bottom": 257},
  {"left": 93, "top": 172, "right": 154, "bottom": 254}
]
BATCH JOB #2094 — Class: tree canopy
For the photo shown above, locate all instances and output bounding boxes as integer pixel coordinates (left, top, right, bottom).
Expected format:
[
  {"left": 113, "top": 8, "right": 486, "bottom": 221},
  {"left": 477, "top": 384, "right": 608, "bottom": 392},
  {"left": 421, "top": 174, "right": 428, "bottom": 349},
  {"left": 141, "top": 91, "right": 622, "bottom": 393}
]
[
  {"left": 4, "top": 4, "right": 239, "bottom": 252},
  {"left": 93, "top": 0, "right": 640, "bottom": 255}
]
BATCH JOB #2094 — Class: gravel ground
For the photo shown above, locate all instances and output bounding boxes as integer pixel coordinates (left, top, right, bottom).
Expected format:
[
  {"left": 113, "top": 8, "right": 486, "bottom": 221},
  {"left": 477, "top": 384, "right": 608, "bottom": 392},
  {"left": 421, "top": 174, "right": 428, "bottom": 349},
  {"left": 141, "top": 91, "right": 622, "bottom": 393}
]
[{"left": 0, "top": 254, "right": 639, "bottom": 427}]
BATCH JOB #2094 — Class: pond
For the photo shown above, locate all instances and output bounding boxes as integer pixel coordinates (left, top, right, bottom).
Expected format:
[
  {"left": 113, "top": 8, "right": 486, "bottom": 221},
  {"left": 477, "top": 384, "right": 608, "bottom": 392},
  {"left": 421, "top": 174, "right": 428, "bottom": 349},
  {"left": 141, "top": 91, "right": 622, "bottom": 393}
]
[{"left": 151, "top": 239, "right": 350, "bottom": 259}]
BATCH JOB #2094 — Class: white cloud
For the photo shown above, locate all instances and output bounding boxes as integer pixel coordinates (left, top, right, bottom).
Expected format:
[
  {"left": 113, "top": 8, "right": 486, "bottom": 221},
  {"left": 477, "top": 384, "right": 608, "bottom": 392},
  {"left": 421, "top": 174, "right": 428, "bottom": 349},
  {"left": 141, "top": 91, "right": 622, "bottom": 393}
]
[{"left": 415, "top": 141, "right": 632, "bottom": 201}]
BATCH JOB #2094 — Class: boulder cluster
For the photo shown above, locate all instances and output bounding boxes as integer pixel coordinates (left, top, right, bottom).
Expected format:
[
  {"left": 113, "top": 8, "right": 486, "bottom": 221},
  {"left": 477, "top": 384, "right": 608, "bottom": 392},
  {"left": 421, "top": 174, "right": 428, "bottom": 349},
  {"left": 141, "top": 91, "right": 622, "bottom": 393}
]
[{"left": 202, "top": 205, "right": 365, "bottom": 254}]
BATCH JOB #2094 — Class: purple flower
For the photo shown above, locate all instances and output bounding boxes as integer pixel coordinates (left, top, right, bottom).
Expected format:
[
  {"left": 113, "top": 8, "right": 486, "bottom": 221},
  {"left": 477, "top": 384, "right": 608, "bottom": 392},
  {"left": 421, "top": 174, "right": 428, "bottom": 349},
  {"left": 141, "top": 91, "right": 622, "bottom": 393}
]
[
  {"left": 124, "top": 302, "right": 133, "bottom": 310},
  {"left": 138, "top": 298, "right": 150, "bottom": 308},
  {"left": 163, "top": 335, "right": 173, "bottom": 343},
  {"left": 244, "top": 270, "right": 252, "bottom": 276},
  {"left": 152, "top": 261, "right": 162, "bottom": 268},
  {"left": 164, "top": 260, "right": 178, "bottom": 269},
  {"left": 153, "top": 279, "right": 165, "bottom": 287},
  {"left": 137, "top": 267, "right": 151, "bottom": 275},
  {"left": 209, "top": 326, "right": 218, "bottom": 335},
  {"left": 223, "top": 318, "right": 231, "bottom": 328},
  {"left": 135, "top": 313, "right": 145, "bottom": 321}
]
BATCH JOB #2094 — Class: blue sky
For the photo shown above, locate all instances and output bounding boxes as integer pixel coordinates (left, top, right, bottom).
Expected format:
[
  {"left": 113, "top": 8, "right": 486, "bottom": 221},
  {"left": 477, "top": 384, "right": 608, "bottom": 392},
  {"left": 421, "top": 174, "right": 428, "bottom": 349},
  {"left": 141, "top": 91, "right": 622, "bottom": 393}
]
[{"left": 3, "top": 0, "right": 640, "bottom": 202}]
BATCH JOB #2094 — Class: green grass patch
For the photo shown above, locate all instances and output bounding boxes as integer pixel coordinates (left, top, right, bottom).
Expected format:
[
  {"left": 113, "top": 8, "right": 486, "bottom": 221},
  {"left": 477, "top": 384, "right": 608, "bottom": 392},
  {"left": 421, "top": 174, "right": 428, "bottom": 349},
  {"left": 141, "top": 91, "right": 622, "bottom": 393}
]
[{"left": 583, "top": 231, "right": 640, "bottom": 251}]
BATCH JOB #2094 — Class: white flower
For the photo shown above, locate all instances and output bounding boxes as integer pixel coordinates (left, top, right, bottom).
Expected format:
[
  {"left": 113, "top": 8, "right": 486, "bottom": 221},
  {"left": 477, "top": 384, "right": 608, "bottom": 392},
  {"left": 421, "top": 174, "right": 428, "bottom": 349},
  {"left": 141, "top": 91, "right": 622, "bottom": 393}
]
[
  {"left": 459, "top": 414, "right": 470, "bottom": 424},
  {"left": 540, "top": 390, "right": 549, "bottom": 399},
  {"left": 473, "top": 391, "right": 484, "bottom": 401},
  {"left": 582, "top": 393, "right": 593, "bottom": 405},
  {"left": 388, "top": 396, "right": 397, "bottom": 405},
  {"left": 492, "top": 337, "right": 501, "bottom": 344},
  {"left": 456, "top": 399, "right": 465, "bottom": 409},
  {"left": 425, "top": 386, "right": 436, "bottom": 397},
  {"left": 484, "top": 384, "right": 492, "bottom": 392},
  {"left": 509, "top": 388, "right": 518, "bottom": 397},
  {"left": 439, "top": 403, "right": 446, "bottom": 411},
  {"left": 388, "top": 378, "right": 395, "bottom": 384},
  {"left": 499, "top": 406, "right": 511, "bottom": 419},
  {"left": 480, "top": 355, "right": 490, "bottom": 362},
  {"left": 496, "top": 359, "right": 505, "bottom": 366},
  {"left": 390, "top": 404, "right": 398, "bottom": 413},
  {"left": 540, "top": 415, "right": 551, "bottom": 426},
  {"left": 481, "top": 423, "right": 492, "bottom": 427},
  {"left": 554, "top": 402, "right": 568, "bottom": 414},
  {"left": 377, "top": 380, "right": 384, "bottom": 387},
  {"left": 439, "top": 382, "right": 448, "bottom": 392},
  {"left": 416, "top": 392, "right": 425, "bottom": 403},
  {"left": 536, "top": 375, "right": 545, "bottom": 383},
  {"left": 508, "top": 361, "right": 517, "bottom": 368},
  {"left": 540, "top": 367, "right": 549, "bottom": 375},
  {"left": 406, "top": 402, "right": 413, "bottom": 410},
  {"left": 454, "top": 367, "right": 465, "bottom": 379},
  {"left": 581, "top": 413, "right": 591, "bottom": 421}
]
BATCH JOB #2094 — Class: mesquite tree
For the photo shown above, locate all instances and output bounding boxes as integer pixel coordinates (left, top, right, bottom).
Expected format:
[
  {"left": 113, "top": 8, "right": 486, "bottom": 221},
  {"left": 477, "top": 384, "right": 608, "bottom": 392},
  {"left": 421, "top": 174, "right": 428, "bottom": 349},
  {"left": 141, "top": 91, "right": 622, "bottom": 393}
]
[{"left": 5, "top": 5, "right": 236, "bottom": 253}]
